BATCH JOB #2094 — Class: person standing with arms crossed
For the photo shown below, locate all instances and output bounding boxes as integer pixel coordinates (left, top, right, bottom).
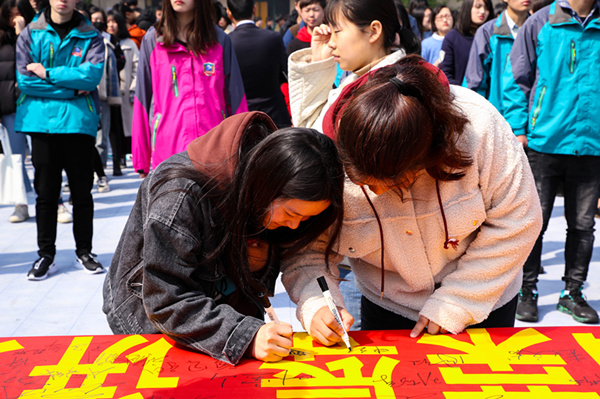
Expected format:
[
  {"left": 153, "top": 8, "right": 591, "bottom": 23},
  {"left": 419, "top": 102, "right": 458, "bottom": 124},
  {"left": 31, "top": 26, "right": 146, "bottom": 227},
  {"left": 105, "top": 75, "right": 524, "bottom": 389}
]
[
  {"left": 15, "top": 0, "right": 106, "bottom": 279},
  {"left": 503, "top": 0, "right": 600, "bottom": 324}
]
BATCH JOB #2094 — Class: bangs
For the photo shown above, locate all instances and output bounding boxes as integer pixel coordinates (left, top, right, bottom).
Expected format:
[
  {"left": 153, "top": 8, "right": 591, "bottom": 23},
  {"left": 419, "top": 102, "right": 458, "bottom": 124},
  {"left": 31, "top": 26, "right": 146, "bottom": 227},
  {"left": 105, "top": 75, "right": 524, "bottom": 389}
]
[{"left": 324, "top": 0, "right": 345, "bottom": 28}]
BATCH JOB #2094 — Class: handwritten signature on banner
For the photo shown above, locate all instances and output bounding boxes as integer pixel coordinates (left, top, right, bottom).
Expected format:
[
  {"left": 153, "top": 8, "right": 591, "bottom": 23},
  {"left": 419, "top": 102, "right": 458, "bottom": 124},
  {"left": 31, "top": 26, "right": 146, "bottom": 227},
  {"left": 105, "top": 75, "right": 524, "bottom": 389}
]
[{"left": 0, "top": 328, "right": 600, "bottom": 398}]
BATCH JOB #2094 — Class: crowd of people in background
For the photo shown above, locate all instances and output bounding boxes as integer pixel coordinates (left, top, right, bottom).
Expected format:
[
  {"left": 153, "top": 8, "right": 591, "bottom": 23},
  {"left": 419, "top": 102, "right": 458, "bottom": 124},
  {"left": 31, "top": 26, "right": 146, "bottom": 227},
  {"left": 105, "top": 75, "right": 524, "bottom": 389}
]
[{"left": 1, "top": 0, "right": 599, "bottom": 363}]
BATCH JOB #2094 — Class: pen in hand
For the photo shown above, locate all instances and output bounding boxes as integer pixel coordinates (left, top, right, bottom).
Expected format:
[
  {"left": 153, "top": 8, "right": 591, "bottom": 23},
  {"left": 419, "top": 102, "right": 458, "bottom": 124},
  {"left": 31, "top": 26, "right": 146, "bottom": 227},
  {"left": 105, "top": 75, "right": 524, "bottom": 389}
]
[
  {"left": 259, "top": 292, "right": 279, "bottom": 323},
  {"left": 317, "top": 276, "right": 352, "bottom": 352}
]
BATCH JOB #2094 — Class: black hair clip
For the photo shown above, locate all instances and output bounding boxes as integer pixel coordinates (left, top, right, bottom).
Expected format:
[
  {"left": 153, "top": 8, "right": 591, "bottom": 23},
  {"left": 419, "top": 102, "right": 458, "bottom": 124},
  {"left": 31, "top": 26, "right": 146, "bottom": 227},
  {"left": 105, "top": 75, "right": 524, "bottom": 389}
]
[{"left": 389, "top": 77, "right": 423, "bottom": 102}]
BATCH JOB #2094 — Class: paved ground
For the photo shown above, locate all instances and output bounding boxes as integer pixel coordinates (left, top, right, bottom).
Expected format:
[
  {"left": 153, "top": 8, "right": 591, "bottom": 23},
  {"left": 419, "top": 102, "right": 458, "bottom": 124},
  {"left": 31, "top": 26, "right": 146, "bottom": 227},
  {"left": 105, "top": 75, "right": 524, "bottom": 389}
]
[{"left": 1, "top": 159, "right": 599, "bottom": 337}]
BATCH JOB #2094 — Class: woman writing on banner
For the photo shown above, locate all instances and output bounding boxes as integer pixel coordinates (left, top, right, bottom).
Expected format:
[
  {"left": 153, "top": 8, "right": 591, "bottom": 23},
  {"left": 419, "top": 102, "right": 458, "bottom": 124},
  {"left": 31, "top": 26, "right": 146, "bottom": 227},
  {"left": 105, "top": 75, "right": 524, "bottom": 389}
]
[
  {"left": 282, "top": 56, "right": 542, "bottom": 344},
  {"left": 103, "top": 112, "right": 344, "bottom": 365}
]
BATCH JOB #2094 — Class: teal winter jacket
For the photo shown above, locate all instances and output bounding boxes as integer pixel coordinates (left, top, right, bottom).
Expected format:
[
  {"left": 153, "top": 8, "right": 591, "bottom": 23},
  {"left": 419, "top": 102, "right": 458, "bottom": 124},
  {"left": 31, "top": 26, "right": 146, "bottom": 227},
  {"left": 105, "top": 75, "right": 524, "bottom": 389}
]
[
  {"left": 15, "top": 10, "right": 105, "bottom": 136},
  {"left": 465, "top": 12, "right": 517, "bottom": 115},
  {"left": 502, "top": 1, "right": 600, "bottom": 156}
]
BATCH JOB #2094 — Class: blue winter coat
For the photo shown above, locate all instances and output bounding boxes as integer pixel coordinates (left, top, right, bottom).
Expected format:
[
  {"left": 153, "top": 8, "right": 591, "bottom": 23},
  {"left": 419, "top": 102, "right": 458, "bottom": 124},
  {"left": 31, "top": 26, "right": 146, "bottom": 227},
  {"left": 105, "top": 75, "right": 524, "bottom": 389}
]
[
  {"left": 502, "top": 1, "right": 600, "bottom": 156},
  {"left": 465, "top": 12, "right": 517, "bottom": 115},
  {"left": 15, "top": 11, "right": 105, "bottom": 136}
]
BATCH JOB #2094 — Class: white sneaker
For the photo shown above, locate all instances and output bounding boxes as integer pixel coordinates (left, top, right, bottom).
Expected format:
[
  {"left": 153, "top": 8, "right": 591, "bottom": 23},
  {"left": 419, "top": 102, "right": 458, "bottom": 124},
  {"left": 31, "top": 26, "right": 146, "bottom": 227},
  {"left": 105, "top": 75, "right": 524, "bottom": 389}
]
[
  {"left": 57, "top": 204, "right": 73, "bottom": 224},
  {"left": 9, "top": 204, "right": 29, "bottom": 223},
  {"left": 97, "top": 176, "right": 110, "bottom": 193}
]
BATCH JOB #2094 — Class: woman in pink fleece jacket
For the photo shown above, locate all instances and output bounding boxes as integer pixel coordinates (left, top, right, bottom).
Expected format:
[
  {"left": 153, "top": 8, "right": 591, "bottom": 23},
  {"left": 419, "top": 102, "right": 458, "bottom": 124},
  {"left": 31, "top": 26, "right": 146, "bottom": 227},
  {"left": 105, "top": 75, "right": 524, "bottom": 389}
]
[
  {"left": 132, "top": 0, "right": 247, "bottom": 177},
  {"left": 281, "top": 56, "right": 543, "bottom": 346}
]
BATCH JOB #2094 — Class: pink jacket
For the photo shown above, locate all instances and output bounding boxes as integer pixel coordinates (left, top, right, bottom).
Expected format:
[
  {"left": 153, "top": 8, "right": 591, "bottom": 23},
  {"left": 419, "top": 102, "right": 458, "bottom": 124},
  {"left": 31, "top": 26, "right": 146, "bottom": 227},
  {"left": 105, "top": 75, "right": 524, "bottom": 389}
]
[{"left": 132, "top": 27, "right": 248, "bottom": 174}]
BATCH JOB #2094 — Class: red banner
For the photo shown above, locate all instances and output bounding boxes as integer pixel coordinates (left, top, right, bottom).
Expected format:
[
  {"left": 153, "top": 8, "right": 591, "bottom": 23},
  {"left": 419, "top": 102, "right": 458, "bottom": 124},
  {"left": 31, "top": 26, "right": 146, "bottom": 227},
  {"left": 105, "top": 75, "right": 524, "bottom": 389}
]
[{"left": 1, "top": 327, "right": 600, "bottom": 398}]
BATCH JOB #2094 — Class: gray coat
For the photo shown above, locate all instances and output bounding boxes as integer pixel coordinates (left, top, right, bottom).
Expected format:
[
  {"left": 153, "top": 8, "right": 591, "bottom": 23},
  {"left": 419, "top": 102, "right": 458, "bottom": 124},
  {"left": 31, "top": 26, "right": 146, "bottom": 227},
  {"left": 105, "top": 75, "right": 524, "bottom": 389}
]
[{"left": 103, "top": 152, "right": 276, "bottom": 365}]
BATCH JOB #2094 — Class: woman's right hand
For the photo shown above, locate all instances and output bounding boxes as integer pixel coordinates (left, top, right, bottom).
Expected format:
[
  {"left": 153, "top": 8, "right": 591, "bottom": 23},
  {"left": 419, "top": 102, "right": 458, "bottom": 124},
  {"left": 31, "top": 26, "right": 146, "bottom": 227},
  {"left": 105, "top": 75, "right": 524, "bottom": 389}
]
[
  {"left": 310, "top": 306, "right": 354, "bottom": 346},
  {"left": 249, "top": 322, "right": 293, "bottom": 362},
  {"left": 311, "top": 24, "right": 333, "bottom": 62},
  {"left": 13, "top": 15, "right": 26, "bottom": 35}
]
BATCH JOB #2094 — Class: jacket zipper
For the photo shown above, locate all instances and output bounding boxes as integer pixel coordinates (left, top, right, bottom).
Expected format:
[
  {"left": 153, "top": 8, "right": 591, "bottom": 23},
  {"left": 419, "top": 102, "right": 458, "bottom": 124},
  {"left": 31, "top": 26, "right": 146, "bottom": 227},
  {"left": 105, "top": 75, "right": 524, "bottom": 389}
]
[
  {"left": 171, "top": 65, "right": 179, "bottom": 97},
  {"left": 569, "top": 40, "right": 576, "bottom": 74},
  {"left": 152, "top": 114, "right": 162, "bottom": 151},
  {"left": 49, "top": 42, "right": 55, "bottom": 68},
  {"left": 17, "top": 94, "right": 27, "bottom": 106},
  {"left": 531, "top": 85, "right": 546, "bottom": 131},
  {"left": 84, "top": 94, "right": 93, "bottom": 112}
]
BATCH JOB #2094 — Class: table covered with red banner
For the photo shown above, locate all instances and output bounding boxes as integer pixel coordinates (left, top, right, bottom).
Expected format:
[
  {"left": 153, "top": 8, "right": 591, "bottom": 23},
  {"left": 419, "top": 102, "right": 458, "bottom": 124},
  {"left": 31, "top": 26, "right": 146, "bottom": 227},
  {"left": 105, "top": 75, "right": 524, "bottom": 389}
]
[{"left": 1, "top": 326, "right": 600, "bottom": 398}]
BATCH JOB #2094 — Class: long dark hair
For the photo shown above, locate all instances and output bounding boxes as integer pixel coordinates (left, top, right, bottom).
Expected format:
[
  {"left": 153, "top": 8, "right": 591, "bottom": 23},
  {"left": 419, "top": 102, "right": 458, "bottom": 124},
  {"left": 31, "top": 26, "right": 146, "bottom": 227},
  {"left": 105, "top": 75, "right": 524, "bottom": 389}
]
[
  {"left": 325, "top": 0, "right": 416, "bottom": 55},
  {"left": 394, "top": 0, "right": 421, "bottom": 55},
  {"left": 0, "top": 0, "right": 34, "bottom": 44},
  {"left": 156, "top": 0, "right": 217, "bottom": 54},
  {"left": 152, "top": 121, "right": 344, "bottom": 300},
  {"left": 333, "top": 55, "right": 472, "bottom": 191},
  {"left": 107, "top": 10, "right": 130, "bottom": 39},
  {"left": 455, "top": 0, "right": 493, "bottom": 36}
]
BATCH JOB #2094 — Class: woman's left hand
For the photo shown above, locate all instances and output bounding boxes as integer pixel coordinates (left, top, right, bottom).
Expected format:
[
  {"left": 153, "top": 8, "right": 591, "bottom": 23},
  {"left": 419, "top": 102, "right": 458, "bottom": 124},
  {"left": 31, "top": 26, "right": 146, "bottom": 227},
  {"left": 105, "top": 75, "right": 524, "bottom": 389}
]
[{"left": 410, "top": 315, "right": 449, "bottom": 338}]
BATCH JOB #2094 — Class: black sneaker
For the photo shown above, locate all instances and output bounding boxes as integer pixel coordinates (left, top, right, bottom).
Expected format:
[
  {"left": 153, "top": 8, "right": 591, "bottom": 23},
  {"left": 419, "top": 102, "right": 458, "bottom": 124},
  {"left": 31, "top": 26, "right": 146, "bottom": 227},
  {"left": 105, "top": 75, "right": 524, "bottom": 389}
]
[
  {"left": 76, "top": 253, "right": 105, "bottom": 274},
  {"left": 557, "top": 288, "right": 599, "bottom": 324},
  {"left": 516, "top": 287, "right": 539, "bottom": 322},
  {"left": 27, "top": 256, "right": 56, "bottom": 281}
]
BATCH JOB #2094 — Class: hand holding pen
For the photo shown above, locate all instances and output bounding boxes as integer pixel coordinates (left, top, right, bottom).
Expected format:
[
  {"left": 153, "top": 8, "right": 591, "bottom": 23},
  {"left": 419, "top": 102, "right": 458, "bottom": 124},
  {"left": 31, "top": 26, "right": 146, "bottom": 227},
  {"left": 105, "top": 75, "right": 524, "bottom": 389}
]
[
  {"left": 309, "top": 277, "right": 354, "bottom": 349},
  {"left": 248, "top": 293, "right": 293, "bottom": 362}
]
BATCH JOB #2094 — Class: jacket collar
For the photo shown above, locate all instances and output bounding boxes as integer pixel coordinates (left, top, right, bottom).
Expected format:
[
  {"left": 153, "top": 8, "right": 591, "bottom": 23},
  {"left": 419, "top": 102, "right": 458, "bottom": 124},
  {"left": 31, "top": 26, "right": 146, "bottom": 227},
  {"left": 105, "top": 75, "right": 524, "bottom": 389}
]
[
  {"left": 550, "top": 0, "right": 600, "bottom": 25},
  {"left": 30, "top": 8, "right": 97, "bottom": 36},
  {"left": 493, "top": 12, "right": 514, "bottom": 37}
]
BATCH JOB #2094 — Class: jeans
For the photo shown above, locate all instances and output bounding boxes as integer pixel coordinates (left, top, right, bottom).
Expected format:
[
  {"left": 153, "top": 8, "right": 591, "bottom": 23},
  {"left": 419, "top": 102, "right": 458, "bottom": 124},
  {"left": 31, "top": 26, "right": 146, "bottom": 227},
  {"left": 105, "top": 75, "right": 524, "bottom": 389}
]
[
  {"left": 96, "top": 100, "right": 111, "bottom": 167},
  {"left": 338, "top": 266, "right": 362, "bottom": 330},
  {"left": 361, "top": 295, "right": 518, "bottom": 331},
  {"left": 30, "top": 133, "right": 95, "bottom": 258},
  {"left": 522, "top": 149, "right": 600, "bottom": 291}
]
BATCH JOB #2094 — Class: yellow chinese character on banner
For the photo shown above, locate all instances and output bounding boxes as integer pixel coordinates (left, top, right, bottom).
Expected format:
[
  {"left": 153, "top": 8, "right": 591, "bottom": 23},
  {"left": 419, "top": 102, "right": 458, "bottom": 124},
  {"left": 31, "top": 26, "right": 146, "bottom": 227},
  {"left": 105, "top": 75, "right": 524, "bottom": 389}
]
[
  {"left": 573, "top": 333, "right": 600, "bottom": 366},
  {"left": 444, "top": 385, "right": 600, "bottom": 398},
  {"left": 19, "top": 336, "right": 178, "bottom": 398},
  {"left": 0, "top": 340, "right": 23, "bottom": 354},
  {"left": 260, "top": 356, "right": 399, "bottom": 398},
  {"left": 419, "top": 328, "right": 575, "bottom": 386}
]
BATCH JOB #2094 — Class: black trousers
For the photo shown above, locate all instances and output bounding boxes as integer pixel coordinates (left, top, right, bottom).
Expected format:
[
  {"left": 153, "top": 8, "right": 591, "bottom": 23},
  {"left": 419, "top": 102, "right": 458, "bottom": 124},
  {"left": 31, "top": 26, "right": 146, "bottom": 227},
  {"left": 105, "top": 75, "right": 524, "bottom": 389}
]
[
  {"left": 30, "top": 133, "right": 95, "bottom": 258},
  {"left": 522, "top": 149, "right": 600, "bottom": 291},
  {"left": 361, "top": 294, "right": 518, "bottom": 331}
]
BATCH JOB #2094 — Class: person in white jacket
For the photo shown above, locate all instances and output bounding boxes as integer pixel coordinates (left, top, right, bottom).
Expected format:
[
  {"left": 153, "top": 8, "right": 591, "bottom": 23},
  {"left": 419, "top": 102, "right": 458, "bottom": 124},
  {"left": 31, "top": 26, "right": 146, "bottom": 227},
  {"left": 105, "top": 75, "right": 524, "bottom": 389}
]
[
  {"left": 288, "top": 0, "right": 421, "bottom": 329},
  {"left": 287, "top": 0, "right": 419, "bottom": 131},
  {"left": 281, "top": 56, "right": 543, "bottom": 346}
]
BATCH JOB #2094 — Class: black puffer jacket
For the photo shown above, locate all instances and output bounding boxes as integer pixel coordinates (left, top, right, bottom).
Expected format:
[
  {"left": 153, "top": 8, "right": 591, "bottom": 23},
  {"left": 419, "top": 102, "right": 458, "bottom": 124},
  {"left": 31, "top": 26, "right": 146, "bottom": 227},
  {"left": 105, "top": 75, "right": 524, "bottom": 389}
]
[{"left": 0, "top": 31, "right": 18, "bottom": 115}]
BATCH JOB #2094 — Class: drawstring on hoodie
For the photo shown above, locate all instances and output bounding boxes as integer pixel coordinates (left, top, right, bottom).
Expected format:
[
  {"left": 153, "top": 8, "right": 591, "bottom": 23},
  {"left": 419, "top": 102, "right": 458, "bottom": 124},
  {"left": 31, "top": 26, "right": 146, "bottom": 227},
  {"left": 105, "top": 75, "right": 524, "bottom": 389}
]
[
  {"left": 436, "top": 180, "right": 459, "bottom": 250},
  {"left": 360, "top": 186, "right": 386, "bottom": 300},
  {"left": 360, "top": 180, "right": 459, "bottom": 300}
]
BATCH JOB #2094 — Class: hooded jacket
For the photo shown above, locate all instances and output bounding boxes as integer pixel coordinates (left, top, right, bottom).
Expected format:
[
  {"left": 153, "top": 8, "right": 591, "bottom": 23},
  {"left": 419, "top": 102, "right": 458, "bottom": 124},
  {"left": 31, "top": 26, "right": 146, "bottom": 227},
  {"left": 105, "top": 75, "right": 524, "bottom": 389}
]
[
  {"left": 465, "top": 12, "right": 520, "bottom": 115},
  {"left": 103, "top": 112, "right": 279, "bottom": 365},
  {"left": 281, "top": 81, "right": 542, "bottom": 335},
  {"left": 14, "top": 10, "right": 105, "bottom": 136},
  {"left": 132, "top": 26, "right": 248, "bottom": 174},
  {"left": 287, "top": 48, "right": 405, "bottom": 132},
  {"left": 502, "top": 1, "right": 600, "bottom": 155}
]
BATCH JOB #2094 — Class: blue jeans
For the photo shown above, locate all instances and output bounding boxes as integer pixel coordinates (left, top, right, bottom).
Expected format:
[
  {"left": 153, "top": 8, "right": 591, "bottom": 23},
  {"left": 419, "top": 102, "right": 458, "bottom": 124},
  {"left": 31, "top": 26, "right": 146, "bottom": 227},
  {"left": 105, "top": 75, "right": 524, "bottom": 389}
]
[
  {"left": 96, "top": 100, "right": 111, "bottom": 167},
  {"left": 338, "top": 266, "right": 362, "bottom": 330},
  {"left": 523, "top": 149, "right": 600, "bottom": 291}
]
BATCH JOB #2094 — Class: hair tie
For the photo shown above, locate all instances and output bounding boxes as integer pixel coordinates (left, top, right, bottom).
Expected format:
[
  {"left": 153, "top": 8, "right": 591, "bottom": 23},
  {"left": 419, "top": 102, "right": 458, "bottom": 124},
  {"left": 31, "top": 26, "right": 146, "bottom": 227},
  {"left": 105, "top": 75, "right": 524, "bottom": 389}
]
[{"left": 389, "top": 77, "right": 423, "bottom": 102}]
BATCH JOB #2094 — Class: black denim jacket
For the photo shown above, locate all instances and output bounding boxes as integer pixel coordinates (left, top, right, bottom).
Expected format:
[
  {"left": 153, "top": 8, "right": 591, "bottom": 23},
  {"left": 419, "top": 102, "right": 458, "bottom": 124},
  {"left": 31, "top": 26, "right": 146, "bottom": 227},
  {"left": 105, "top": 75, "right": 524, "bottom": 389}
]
[{"left": 103, "top": 153, "right": 278, "bottom": 365}]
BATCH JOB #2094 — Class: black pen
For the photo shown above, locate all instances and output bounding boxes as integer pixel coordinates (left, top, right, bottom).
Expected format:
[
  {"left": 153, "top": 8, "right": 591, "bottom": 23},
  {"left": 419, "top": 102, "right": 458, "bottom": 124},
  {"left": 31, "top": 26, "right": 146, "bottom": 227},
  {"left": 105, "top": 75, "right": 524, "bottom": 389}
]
[{"left": 258, "top": 292, "right": 279, "bottom": 323}]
